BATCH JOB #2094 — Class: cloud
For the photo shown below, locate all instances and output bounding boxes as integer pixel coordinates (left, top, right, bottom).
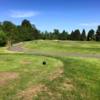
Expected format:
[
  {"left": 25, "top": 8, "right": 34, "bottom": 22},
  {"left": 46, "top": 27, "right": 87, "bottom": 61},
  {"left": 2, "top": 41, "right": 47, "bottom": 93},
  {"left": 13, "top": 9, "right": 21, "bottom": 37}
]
[
  {"left": 9, "top": 10, "right": 39, "bottom": 18},
  {"left": 79, "top": 23, "right": 100, "bottom": 27}
]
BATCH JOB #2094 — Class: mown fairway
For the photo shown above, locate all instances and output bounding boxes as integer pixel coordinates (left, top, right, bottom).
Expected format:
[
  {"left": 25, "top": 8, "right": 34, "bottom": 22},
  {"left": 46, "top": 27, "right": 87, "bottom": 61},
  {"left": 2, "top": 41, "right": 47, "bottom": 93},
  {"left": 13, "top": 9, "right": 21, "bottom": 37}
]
[{"left": 0, "top": 40, "right": 100, "bottom": 100}]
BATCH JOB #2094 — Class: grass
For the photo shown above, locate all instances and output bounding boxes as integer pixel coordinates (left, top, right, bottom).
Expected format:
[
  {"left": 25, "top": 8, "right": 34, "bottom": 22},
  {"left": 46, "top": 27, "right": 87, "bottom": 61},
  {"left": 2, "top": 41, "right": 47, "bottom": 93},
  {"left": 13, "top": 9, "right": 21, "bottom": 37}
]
[
  {"left": 23, "top": 40, "right": 100, "bottom": 54},
  {"left": 0, "top": 54, "right": 63, "bottom": 100},
  {"left": 0, "top": 47, "right": 9, "bottom": 53},
  {"left": 33, "top": 57, "right": 100, "bottom": 100},
  {"left": 0, "top": 40, "right": 100, "bottom": 100},
  {"left": 0, "top": 54, "right": 62, "bottom": 71}
]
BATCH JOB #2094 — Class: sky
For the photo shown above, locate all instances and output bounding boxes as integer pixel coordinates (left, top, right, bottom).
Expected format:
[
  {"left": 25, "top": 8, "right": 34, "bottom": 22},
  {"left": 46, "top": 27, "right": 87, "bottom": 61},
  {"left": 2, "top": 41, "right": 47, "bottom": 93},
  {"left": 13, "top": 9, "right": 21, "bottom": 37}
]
[{"left": 0, "top": 0, "right": 100, "bottom": 32}]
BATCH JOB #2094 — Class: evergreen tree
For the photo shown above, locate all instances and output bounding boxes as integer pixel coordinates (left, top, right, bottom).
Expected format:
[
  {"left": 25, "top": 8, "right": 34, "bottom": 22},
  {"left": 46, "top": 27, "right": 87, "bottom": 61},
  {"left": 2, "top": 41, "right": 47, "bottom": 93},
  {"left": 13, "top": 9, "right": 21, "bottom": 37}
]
[
  {"left": 96, "top": 26, "right": 100, "bottom": 41},
  {"left": 87, "top": 29, "right": 95, "bottom": 41},
  {"left": 59, "top": 30, "right": 68, "bottom": 40},
  {"left": 81, "top": 29, "right": 86, "bottom": 41},
  {"left": 70, "top": 29, "right": 81, "bottom": 40},
  {"left": 53, "top": 29, "right": 60, "bottom": 39}
]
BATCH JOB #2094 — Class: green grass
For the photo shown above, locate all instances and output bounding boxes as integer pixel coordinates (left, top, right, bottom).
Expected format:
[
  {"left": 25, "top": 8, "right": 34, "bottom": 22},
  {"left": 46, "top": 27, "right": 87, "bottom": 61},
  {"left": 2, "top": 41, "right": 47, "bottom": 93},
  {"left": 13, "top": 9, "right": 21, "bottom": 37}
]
[
  {"left": 34, "top": 57, "right": 100, "bottom": 100},
  {"left": 0, "top": 47, "right": 17, "bottom": 53},
  {"left": 0, "top": 54, "right": 63, "bottom": 100},
  {"left": 0, "top": 40, "right": 100, "bottom": 100},
  {"left": 0, "top": 54, "right": 62, "bottom": 71},
  {"left": 0, "top": 47, "right": 8, "bottom": 53},
  {"left": 23, "top": 40, "right": 100, "bottom": 54}
]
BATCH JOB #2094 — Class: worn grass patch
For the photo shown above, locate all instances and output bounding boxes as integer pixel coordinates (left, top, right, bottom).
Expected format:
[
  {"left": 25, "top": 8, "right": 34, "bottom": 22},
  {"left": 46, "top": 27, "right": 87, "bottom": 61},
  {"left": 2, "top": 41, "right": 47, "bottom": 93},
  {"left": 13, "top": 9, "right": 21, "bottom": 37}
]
[
  {"left": 0, "top": 72, "right": 19, "bottom": 86},
  {"left": 33, "top": 57, "right": 100, "bottom": 100},
  {"left": 17, "top": 84, "right": 44, "bottom": 100},
  {"left": 0, "top": 54, "right": 64, "bottom": 100}
]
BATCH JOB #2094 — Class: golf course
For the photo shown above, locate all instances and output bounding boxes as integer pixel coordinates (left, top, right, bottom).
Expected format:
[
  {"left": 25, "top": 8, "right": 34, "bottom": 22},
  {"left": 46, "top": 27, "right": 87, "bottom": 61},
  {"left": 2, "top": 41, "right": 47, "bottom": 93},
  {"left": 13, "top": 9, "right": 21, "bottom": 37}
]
[{"left": 0, "top": 40, "right": 100, "bottom": 100}]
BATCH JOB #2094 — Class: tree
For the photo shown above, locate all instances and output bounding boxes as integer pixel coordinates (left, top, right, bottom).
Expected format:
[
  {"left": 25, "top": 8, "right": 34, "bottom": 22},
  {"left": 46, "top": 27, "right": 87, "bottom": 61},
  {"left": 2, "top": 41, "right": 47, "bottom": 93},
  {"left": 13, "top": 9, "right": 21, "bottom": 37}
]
[
  {"left": 0, "top": 30, "right": 6, "bottom": 46},
  {"left": 43, "top": 31, "right": 49, "bottom": 40},
  {"left": 0, "top": 22, "right": 2, "bottom": 30},
  {"left": 53, "top": 29, "right": 60, "bottom": 39},
  {"left": 70, "top": 29, "right": 81, "bottom": 40},
  {"left": 59, "top": 30, "right": 68, "bottom": 40},
  {"left": 2, "top": 21, "right": 17, "bottom": 48},
  {"left": 21, "top": 19, "right": 34, "bottom": 41},
  {"left": 96, "top": 26, "right": 100, "bottom": 41},
  {"left": 87, "top": 29, "right": 95, "bottom": 41},
  {"left": 81, "top": 29, "right": 86, "bottom": 41},
  {"left": 20, "top": 19, "right": 40, "bottom": 41},
  {"left": 0, "top": 20, "right": 40, "bottom": 46},
  {"left": 70, "top": 31, "right": 74, "bottom": 40},
  {"left": 32, "top": 28, "right": 40, "bottom": 40}
]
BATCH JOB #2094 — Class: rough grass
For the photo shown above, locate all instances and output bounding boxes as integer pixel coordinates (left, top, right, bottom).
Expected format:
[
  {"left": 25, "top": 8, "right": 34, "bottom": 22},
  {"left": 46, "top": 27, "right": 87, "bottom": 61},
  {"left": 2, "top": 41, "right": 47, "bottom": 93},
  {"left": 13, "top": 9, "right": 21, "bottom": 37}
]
[
  {"left": 0, "top": 40, "right": 100, "bottom": 100},
  {"left": 0, "top": 55, "right": 100, "bottom": 100},
  {"left": 0, "top": 54, "right": 63, "bottom": 100},
  {"left": 23, "top": 40, "right": 100, "bottom": 54},
  {"left": 33, "top": 57, "right": 100, "bottom": 100}
]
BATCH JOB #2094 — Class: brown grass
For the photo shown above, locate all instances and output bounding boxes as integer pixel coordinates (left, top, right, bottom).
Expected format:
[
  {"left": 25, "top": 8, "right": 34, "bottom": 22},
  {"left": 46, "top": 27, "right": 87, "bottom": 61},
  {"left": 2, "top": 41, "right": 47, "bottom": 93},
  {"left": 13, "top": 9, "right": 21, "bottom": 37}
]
[
  {"left": 20, "top": 59, "right": 32, "bottom": 65},
  {"left": 49, "top": 67, "right": 64, "bottom": 81},
  {"left": 0, "top": 72, "right": 19, "bottom": 86},
  {"left": 17, "top": 84, "right": 45, "bottom": 100},
  {"left": 62, "top": 78, "right": 75, "bottom": 91},
  {"left": 17, "top": 66, "right": 64, "bottom": 100}
]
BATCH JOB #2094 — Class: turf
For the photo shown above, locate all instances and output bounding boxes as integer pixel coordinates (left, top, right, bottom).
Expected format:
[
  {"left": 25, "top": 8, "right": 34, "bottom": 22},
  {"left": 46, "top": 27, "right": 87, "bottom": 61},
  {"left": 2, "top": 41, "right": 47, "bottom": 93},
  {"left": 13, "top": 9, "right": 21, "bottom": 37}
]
[
  {"left": 0, "top": 40, "right": 100, "bottom": 100},
  {"left": 33, "top": 57, "right": 100, "bottom": 100},
  {"left": 0, "top": 54, "right": 63, "bottom": 100},
  {"left": 23, "top": 40, "right": 100, "bottom": 54}
]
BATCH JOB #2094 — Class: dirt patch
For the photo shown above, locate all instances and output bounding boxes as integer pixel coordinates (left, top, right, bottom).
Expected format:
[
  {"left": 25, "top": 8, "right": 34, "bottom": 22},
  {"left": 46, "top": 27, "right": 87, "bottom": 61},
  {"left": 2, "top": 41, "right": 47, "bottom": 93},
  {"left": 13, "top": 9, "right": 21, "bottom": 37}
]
[
  {"left": 9, "top": 43, "right": 24, "bottom": 52},
  {"left": 0, "top": 72, "right": 19, "bottom": 86},
  {"left": 62, "top": 78, "right": 75, "bottom": 91},
  {"left": 63, "top": 82, "right": 74, "bottom": 91},
  {"left": 17, "top": 84, "right": 46, "bottom": 100},
  {"left": 17, "top": 84, "right": 54, "bottom": 100},
  {"left": 17, "top": 67, "right": 64, "bottom": 100},
  {"left": 20, "top": 60, "right": 32, "bottom": 65},
  {"left": 49, "top": 68, "right": 64, "bottom": 81}
]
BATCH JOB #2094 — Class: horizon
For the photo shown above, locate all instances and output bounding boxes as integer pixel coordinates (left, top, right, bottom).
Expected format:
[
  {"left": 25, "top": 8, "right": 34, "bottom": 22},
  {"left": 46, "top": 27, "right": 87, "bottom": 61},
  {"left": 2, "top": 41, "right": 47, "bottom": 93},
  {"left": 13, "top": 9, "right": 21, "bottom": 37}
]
[{"left": 0, "top": 0, "right": 100, "bottom": 32}]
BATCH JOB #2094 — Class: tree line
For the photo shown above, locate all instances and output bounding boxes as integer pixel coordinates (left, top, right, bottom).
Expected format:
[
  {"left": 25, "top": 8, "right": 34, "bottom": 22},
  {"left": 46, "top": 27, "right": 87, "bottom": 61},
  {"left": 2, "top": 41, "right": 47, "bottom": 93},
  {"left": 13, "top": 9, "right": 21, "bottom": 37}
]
[
  {"left": 42, "top": 28, "right": 100, "bottom": 41},
  {"left": 0, "top": 19, "right": 40, "bottom": 47},
  {"left": 0, "top": 19, "right": 100, "bottom": 47}
]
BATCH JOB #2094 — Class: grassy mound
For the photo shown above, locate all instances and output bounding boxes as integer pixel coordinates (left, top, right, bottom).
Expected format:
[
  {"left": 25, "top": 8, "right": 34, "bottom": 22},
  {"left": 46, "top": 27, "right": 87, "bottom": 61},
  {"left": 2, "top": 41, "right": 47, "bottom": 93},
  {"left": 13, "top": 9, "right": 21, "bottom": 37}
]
[{"left": 23, "top": 40, "right": 100, "bottom": 54}]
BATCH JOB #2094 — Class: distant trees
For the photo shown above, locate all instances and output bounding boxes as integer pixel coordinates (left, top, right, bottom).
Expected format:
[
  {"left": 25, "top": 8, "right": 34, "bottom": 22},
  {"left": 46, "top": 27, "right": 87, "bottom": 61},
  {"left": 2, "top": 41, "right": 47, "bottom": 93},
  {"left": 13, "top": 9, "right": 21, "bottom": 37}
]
[
  {"left": 19, "top": 19, "right": 33, "bottom": 41},
  {"left": 59, "top": 30, "right": 68, "bottom": 40},
  {"left": 0, "top": 19, "right": 40, "bottom": 47},
  {"left": 2, "top": 21, "right": 17, "bottom": 47},
  {"left": 81, "top": 29, "right": 86, "bottom": 41},
  {"left": 87, "top": 29, "right": 95, "bottom": 41},
  {"left": 18, "top": 19, "right": 39, "bottom": 41},
  {"left": 96, "top": 26, "right": 100, "bottom": 41},
  {"left": 0, "top": 30, "right": 6, "bottom": 46},
  {"left": 70, "top": 29, "right": 81, "bottom": 40},
  {"left": 41, "top": 29, "right": 68, "bottom": 40},
  {"left": 53, "top": 29, "right": 60, "bottom": 39},
  {"left": 0, "top": 19, "right": 100, "bottom": 47}
]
